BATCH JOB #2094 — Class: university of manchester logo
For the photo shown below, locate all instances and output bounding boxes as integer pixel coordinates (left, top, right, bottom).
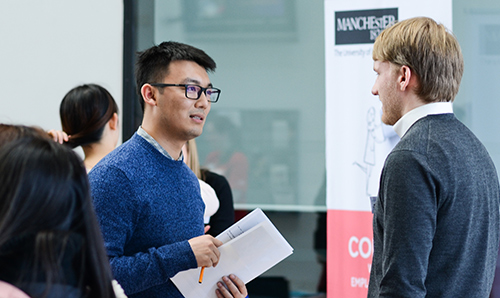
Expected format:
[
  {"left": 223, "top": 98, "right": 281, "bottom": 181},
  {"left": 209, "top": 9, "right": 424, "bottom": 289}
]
[{"left": 335, "top": 8, "right": 398, "bottom": 45}]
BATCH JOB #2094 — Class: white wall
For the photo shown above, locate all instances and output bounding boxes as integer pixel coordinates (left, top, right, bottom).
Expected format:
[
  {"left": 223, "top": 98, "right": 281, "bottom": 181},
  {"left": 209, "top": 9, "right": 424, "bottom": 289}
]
[{"left": 0, "top": 0, "right": 123, "bottom": 135}]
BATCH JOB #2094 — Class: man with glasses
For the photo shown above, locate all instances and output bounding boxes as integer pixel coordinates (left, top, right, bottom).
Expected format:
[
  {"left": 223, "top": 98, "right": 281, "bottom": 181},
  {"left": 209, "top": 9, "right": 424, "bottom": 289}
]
[{"left": 88, "top": 41, "right": 247, "bottom": 298}]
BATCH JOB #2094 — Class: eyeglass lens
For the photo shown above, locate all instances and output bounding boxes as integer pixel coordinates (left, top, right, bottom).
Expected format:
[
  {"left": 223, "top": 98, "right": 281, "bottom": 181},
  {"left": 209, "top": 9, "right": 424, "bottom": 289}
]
[{"left": 186, "top": 85, "right": 219, "bottom": 102}]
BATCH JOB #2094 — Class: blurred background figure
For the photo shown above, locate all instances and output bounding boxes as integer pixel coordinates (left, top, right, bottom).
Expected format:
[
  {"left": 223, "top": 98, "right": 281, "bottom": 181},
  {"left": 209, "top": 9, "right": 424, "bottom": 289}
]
[
  {"left": 183, "top": 138, "right": 235, "bottom": 237},
  {"left": 202, "top": 115, "right": 249, "bottom": 206},
  {"left": 59, "top": 84, "right": 120, "bottom": 171},
  {"left": 0, "top": 125, "right": 117, "bottom": 298}
]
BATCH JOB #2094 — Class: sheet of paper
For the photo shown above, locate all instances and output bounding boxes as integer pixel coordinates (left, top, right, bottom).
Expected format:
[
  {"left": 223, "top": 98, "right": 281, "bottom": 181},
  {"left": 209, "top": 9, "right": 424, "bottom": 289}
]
[
  {"left": 171, "top": 208, "right": 294, "bottom": 298},
  {"left": 215, "top": 208, "right": 274, "bottom": 243}
]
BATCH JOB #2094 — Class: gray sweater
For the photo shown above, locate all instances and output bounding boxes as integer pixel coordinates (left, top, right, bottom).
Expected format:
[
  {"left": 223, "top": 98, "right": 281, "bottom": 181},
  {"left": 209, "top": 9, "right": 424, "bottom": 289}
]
[{"left": 368, "top": 114, "right": 500, "bottom": 297}]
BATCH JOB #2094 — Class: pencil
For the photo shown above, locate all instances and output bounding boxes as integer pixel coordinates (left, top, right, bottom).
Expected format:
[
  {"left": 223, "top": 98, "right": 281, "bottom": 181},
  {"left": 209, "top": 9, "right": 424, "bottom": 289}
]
[{"left": 198, "top": 267, "right": 205, "bottom": 284}]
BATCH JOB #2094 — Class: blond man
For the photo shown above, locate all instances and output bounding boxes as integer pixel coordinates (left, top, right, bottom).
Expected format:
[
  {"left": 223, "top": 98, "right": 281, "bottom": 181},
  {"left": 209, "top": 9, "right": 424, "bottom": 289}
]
[{"left": 369, "top": 17, "right": 500, "bottom": 297}]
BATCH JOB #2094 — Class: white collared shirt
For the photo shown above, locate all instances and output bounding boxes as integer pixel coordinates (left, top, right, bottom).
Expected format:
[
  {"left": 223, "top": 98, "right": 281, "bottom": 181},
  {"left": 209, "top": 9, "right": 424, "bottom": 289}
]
[{"left": 393, "top": 102, "right": 454, "bottom": 138}]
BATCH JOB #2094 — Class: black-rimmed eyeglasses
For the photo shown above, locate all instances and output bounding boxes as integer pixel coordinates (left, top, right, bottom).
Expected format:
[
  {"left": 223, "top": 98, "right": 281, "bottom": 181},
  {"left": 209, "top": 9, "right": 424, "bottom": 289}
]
[{"left": 150, "top": 83, "right": 221, "bottom": 103}]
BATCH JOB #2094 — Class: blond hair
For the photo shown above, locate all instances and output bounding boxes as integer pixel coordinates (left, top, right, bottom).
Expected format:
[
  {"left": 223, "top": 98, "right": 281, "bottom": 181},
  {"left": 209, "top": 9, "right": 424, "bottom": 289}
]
[
  {"left": 373, "top": 17, "right": 463, "bottom": 103},
  {"left": 184, "top": 139, "right": 202, "bottom": 179}
]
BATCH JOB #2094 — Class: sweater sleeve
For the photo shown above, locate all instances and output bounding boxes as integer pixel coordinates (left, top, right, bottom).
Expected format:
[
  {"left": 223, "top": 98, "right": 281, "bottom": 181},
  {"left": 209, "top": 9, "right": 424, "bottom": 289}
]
[
  {"left": 89, "top": 165, "right": 197, "bottom": 295},
  {"left": 376, "top": 150, "right": 437, "bottom": 297}
]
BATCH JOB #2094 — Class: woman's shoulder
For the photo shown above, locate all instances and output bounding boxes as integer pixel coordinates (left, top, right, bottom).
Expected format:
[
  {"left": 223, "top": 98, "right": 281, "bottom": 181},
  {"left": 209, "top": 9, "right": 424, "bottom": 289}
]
[{"left": 203, "top": 170, "right": 229, "bottom": 184}]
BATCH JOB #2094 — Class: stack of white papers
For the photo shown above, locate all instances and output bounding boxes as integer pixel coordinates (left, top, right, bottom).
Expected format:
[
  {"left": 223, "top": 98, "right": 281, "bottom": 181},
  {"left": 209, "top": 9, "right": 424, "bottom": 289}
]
[{"left": 171, "top": 208, "right": 294, "bottom": 298}]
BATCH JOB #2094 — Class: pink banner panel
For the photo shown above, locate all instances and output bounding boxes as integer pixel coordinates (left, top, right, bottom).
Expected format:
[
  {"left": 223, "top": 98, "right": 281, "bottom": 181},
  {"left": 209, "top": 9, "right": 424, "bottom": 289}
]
[{"left": 327, "top": 209, "right": 373, "bottom": 297}]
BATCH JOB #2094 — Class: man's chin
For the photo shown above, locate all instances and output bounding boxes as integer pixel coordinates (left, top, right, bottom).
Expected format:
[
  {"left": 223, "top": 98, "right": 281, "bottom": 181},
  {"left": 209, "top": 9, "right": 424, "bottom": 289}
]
[
  {"left": 381, "top": 115, "right": 396, "bottom": 126},
  {"left": 187, "top": 129, "right": 203, "bottom": 140}
]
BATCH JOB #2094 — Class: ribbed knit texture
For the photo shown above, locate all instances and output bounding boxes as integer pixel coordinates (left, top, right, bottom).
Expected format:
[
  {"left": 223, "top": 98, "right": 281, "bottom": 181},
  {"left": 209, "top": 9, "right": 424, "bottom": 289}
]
[
  {"left": 368, "top": 114, "right": 500, "bottom": 297},
  {"left": 89, "top": 133, "right": 204, "bottom": 298}
]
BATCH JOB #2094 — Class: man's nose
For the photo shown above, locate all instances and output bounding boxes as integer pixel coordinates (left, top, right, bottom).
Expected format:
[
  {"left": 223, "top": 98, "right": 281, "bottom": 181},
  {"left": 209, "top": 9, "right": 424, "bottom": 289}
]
[{"left": 195, "top": 92, "right": 210, "bottom": 108}]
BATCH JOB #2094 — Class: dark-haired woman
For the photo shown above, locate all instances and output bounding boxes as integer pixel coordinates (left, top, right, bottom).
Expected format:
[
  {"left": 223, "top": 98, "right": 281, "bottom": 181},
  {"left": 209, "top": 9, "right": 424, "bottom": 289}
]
[
  {"left": 0, "top": 128, "right": 118, "bottom": 298},
  {"left": 59, "top": 84, "right": 119, "bottom": 171}
]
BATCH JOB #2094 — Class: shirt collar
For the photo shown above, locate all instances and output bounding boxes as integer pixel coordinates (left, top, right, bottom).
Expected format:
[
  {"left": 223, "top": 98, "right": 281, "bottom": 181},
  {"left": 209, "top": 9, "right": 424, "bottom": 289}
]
[
  {"left": 393, "top": 102, "right": 454, "bottom": 137},
  {"left": 137, "top": 126, "right": 184, "bottom": 161}
]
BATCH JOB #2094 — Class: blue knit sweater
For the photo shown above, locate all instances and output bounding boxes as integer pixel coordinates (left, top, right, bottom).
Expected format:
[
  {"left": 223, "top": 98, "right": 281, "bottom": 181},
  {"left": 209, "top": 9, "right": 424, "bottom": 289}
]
[
  {"left": 368, "top": 114, "right": 500, "bottom": 297},
  {"left": 88, "top": 133, "right": 204, "bottom": 298}
]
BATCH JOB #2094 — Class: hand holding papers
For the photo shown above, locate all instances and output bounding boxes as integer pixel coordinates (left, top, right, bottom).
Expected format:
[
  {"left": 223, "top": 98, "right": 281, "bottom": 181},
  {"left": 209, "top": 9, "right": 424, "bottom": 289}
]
[{"left": 171, "top": 208, "right": 294, "bottom": 298}]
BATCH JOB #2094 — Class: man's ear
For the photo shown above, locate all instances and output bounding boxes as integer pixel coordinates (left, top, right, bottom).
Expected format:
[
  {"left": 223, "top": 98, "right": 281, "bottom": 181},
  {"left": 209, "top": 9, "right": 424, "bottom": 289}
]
[
  {"left": 141, "top": 84, "right": 157, "bottom": 107},
  {"left": 398, "top": 65, "right": 413, "bottom": 91},
  {"left": 109, "top": 113, "right": 119, "bottom": 130}
]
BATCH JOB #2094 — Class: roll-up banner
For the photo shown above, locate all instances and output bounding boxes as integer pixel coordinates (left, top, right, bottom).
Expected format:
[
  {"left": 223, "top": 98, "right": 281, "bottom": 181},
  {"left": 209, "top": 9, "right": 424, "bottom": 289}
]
[{"left": 324, "top": 1, "right": 452, "bottom": 297}]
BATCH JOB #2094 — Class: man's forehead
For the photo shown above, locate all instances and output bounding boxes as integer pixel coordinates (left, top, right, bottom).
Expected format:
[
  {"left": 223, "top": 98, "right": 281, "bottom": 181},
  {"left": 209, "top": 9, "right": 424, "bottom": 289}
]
[
  {"left": 163, "top": 61, "right": 211, "bottom": 84},
  {"left": 183, "top": 77, "right": 202, "bottom": 84},
  {"left": 182, "top": 77, "right": 213, "bottom": 87}
]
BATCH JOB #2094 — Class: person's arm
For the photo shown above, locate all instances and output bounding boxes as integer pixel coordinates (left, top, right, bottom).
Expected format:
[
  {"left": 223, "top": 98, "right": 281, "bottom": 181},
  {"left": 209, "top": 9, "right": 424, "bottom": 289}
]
[
  {"left": 89, "top": 166, "right": 201, "bottom": 295},
  {"left": 206, "top": 171, "right": 235, "bottom": 236},
  {"left": 376, "top": 151, "right": 437, "bottom": 297}
]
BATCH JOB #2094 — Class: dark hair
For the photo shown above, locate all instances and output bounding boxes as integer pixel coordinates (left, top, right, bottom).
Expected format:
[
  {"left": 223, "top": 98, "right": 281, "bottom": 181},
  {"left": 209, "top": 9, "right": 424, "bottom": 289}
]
[
  {"left": 135, "top": 41, "right": 216, "bottom": 111},
  {"left": 0, "top": 134, "right": 116, "bottom": 298},
  {"left": 60, "top": 84, "right": 118, "bottom": 148},
  {"left": 0, "top": 124, "right": 49, "bottom": 147}
]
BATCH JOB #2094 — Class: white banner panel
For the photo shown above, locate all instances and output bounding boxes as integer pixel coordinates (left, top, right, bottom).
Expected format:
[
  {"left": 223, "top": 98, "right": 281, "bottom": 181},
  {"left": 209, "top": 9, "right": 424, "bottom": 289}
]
[
  {"left": 325, "top": 1, "right": 452, "bottom": 297},
  {"left": 325, "top": 1, "right": 452, "bottom": 211}
]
